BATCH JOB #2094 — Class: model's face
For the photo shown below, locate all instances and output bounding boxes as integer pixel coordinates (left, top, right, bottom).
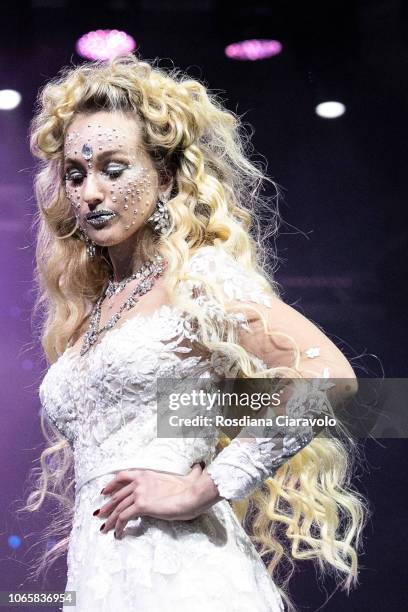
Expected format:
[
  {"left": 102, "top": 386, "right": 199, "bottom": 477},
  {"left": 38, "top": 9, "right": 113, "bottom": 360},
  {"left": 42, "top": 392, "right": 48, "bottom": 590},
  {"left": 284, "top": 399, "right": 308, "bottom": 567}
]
[{"left": 63, "top": 111, "right": 162, "bottom": 246}]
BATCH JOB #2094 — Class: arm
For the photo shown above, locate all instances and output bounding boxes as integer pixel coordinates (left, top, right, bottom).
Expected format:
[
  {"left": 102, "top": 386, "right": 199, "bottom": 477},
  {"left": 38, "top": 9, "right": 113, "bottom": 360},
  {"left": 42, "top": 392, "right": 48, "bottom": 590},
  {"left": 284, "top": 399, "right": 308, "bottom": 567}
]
[
  {"left": 96, "top": 248, "right": 358, "bottom": 534},
  {"left": 202, "top": 295, "right": 357, "bottom": 501}
]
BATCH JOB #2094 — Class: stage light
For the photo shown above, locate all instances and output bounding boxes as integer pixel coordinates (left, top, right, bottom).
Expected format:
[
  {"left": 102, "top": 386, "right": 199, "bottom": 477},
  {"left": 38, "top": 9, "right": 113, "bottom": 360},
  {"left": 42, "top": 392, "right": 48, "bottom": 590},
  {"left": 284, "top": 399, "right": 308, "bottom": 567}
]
[
  {"left": 0, "top": 89, "right": 22, "bottom": 110},
  {"left": 76, "top": 29, "right": 136, "bottom": 61},
  {"left": 8, "top": 535, "right": 22, "bottom": 550},
  {"left": 315, "top": 101, "right": 346, "bottom": 119},
  {"left": 225, "top": 39, "right": 282, "bottom": 61}
]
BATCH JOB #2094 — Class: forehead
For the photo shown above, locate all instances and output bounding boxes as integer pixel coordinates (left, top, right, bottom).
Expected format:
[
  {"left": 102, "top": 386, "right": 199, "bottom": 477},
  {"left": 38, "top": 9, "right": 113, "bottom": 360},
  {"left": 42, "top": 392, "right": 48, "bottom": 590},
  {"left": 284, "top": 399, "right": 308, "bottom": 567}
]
[{"left": 64, "top": 111, "right": 142, "bottom": 155}]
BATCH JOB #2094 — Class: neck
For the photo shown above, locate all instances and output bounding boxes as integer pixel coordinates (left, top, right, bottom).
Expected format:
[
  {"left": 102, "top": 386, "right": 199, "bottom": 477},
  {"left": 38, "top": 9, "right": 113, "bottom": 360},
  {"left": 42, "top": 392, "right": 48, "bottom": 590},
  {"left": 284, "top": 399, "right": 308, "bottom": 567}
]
[{"left": 107, "top": 229, "right": 156, "bottom": 283}]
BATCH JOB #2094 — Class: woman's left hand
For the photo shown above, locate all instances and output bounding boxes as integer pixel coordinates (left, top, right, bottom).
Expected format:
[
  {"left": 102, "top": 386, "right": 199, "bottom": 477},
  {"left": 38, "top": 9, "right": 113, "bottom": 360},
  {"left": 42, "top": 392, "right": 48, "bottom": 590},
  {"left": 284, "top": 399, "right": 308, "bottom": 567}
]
[{"left": 94, "top": 463, "right": 222, "bottom": 538}]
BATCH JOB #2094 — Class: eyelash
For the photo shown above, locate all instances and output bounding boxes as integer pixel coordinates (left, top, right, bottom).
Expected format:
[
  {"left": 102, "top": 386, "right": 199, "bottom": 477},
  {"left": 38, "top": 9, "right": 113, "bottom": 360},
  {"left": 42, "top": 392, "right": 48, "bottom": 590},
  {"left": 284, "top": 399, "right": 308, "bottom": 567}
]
[
  {"left": 64, "top": 166, "right": 126, "bottom": 184},
  {"left": 106, "top": 167, "right": 126, "bottom": 179}
]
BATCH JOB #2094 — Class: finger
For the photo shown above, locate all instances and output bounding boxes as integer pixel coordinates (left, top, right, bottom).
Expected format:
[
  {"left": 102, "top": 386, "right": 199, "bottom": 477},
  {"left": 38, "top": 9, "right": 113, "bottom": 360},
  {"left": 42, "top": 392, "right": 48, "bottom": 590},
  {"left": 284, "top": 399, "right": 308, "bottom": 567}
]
[
  {"left": 113, "top": 502, "right": 142, "bottom": 538},
  {"left": 101, "top": 495, "right": 135, "bottom": 535},
  {"left": 186, "top": 463, "right": 203, "bottom": 479},
  {"left": 102, "top": 469, "right": 141, "bottom": 495},
  {"left": 97, "top": 482, "right": 135, "bottom": 518}
]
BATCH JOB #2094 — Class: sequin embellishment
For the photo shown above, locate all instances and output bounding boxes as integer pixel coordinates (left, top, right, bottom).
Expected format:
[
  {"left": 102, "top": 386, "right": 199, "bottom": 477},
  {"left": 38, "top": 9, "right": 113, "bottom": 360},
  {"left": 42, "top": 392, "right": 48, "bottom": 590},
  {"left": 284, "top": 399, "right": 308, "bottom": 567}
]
[{"left": 305, "top": 347, "right": 320, "bottom": 358}]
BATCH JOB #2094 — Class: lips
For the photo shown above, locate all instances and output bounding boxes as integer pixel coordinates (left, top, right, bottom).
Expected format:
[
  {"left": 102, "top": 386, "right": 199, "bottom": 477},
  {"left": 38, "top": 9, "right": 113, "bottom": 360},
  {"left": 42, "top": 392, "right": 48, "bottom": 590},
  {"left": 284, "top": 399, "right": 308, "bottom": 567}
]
[
  {"left": 86, "top": 210, "right": 116, "bottom": 220},
  {"left": 86, "top": 210, "right": 117, "bottom": 227}
]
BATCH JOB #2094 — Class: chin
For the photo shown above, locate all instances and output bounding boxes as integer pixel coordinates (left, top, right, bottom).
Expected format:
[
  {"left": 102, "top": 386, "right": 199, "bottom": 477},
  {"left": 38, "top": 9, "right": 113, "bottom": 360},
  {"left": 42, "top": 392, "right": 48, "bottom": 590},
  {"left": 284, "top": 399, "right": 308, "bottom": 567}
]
[{"left": 92, "top": 228, "right": 139, "bottom": 247}]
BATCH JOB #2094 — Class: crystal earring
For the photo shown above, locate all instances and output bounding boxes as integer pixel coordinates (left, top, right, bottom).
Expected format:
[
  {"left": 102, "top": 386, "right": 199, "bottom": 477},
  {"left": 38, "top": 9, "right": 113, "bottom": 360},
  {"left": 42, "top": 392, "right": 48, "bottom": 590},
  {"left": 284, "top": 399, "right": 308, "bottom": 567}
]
[
  {"left": 77, "top": 225, "right": 96, "bottom": 259},
  {"left": 146, "top": 195, "right": 171, "bottom": 235},
  {"left": 86, "top": 238, "right": 96, "bottom": 259}
]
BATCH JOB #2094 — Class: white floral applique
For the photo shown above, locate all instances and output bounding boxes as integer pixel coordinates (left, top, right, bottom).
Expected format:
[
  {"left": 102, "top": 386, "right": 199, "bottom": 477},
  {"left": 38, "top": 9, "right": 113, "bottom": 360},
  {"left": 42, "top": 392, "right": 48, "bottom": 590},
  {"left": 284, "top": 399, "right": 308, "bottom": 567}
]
[
  {"left": 305, "top": 346, "right": 320, "bottom": 358},
  {"left": 210, "top": 350, "right": 241, "bottom": 378},
  {"left": 185, "top": 246, "right": 274, "bottom": 311}
]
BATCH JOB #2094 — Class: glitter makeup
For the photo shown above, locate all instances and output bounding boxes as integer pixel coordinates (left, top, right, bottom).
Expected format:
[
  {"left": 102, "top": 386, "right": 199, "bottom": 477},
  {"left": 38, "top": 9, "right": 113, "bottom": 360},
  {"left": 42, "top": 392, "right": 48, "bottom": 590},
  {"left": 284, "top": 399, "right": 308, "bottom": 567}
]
[{"left": 63, "top": 114, "right": 158, "bottom": 236}]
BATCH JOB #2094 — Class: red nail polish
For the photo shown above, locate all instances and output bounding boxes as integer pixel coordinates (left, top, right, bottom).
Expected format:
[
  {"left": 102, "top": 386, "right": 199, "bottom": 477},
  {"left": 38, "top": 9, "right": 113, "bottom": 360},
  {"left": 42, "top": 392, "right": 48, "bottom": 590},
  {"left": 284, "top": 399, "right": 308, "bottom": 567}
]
[
  {"left": 93, "top": 509, "right": 100, "bottom": 516},
  {"left": 100, "top": 523, "right": 105, "bottom": 531}
]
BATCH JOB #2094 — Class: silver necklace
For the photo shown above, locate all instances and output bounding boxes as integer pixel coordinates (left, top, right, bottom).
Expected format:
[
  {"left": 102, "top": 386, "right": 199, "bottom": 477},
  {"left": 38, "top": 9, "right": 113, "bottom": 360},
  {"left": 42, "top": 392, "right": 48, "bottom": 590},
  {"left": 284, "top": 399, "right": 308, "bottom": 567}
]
[
  {"left": 105, "top": 259, "right": 156, "bottom": 299},
  {"left": 80, "top": 255, "right": 165, "bottom": 356}
]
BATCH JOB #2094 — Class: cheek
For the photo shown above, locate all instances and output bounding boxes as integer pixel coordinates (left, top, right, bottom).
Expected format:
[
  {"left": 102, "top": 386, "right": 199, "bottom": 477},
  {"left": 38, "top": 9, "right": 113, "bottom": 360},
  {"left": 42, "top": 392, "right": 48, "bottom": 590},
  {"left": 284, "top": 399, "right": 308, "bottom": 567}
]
[
  {"left": 65, "top": 183, "right": 81, "bottom": 212},
  {"left": 110, "top": 166, "right": 157, "bottom": 228}
]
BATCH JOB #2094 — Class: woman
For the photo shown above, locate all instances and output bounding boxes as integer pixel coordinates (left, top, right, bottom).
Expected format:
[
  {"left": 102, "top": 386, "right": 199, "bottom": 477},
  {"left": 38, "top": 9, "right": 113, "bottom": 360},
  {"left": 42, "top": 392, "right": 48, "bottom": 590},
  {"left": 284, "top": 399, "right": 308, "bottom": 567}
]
[{"left": 22, "top": 55, "right": 366, "bottom": 611}]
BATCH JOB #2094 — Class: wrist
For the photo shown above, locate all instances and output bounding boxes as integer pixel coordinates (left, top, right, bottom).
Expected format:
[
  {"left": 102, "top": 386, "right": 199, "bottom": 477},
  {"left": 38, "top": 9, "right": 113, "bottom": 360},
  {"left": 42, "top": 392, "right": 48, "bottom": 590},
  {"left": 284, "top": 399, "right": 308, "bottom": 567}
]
[{"left": 190, "top": 470, "right": 223, "bottom": 513}]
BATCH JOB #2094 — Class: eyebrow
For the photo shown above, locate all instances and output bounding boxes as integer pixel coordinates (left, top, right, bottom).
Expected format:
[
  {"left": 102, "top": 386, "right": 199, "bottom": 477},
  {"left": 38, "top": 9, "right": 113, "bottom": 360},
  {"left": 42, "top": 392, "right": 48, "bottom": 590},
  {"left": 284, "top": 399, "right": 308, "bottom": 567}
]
[{"left": 64, "top": 149, "right": 129, "bottom": 165}]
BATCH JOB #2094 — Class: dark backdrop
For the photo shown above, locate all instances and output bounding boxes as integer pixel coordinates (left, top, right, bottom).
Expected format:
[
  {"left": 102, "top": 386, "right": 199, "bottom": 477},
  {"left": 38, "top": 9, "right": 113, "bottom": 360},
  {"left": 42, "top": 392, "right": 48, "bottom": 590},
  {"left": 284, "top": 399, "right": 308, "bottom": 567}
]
[{"left": 0, "top": 2, "right": 407, "bottom": 611}]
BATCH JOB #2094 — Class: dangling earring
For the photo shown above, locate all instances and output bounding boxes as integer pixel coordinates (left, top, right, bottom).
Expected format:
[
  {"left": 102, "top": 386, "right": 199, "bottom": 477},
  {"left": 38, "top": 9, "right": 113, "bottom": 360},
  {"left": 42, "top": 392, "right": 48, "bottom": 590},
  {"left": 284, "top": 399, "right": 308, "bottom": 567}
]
[
  {"left": 86, "top": 237, "right": 96, "bottom": 259},
  {"left": 78, "top": 225, "right": 96, "bottom": 259},
  {"left": 146, "top": 194, "right": 171, "bottom": 235}
]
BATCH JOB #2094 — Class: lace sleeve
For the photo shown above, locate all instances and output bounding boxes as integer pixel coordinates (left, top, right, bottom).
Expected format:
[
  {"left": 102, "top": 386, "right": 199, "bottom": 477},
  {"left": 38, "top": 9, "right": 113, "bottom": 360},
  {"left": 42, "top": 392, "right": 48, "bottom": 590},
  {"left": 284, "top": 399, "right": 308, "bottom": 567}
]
[
  {"left": 178, "top": 245, "right": 275, "bottom": 362},
  {"left": 205, "top": 378, "right": 336, "bottom": 501},
  {"left": 181, "top": 246, "right": 357, "bottom": 501}
]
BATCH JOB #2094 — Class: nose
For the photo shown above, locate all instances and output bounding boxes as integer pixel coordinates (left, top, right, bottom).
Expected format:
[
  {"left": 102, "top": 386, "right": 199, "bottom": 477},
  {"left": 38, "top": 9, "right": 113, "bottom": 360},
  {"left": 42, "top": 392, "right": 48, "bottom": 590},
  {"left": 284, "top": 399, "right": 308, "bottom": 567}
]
[{"left": 82, "top": 172, "right": 104, "bottom": 208}]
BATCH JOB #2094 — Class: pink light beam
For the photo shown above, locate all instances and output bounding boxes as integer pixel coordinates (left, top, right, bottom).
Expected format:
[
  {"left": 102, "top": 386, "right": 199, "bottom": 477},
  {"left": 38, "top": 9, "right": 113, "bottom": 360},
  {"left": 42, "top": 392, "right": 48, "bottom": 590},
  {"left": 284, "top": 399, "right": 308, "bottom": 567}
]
[
  {"left": 225, "top": 39, "right": 282, "bottom": 61},
  {"left": 76, "top": 30, "right": 136, "bottom": 61}
]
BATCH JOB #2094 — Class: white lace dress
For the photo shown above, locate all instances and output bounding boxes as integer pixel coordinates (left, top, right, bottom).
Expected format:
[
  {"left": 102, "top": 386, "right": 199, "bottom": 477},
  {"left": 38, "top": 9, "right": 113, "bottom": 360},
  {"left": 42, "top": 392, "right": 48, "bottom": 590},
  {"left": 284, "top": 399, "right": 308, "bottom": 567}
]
[{"left": 39, "top": 246, "right": 310, "bottom": 612}]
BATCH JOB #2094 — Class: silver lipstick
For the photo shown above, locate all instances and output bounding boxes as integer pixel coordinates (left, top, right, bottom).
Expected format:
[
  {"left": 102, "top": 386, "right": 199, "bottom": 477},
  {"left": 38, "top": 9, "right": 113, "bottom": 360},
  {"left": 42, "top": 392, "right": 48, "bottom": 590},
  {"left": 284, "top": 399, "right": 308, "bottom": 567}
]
[{"left": 86, "top": 210, "right": 117, "bottom": 227}]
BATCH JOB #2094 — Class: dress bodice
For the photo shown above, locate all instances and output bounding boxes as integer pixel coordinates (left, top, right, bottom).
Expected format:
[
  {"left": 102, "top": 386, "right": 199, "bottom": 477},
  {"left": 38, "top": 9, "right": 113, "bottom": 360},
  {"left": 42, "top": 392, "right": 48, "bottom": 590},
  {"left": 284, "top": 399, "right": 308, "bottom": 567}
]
[
  {"left": 39, "top": 303, "right": 222, "bottom": 493},
  {"left": 38, "top": 246, "right": 273, "bottom": 494}
]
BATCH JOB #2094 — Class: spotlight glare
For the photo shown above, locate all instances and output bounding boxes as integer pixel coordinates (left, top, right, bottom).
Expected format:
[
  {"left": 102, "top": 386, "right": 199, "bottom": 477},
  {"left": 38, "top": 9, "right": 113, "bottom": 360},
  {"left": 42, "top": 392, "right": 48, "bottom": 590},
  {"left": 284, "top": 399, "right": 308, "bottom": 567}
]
[
  {"left": 8, "top": 535, "right": 22, "bottom": 550},
  {"left": 76, "top": 29, "right": 136, "bottom": 61},
  {"left": 315, "top": 101, "right": 346, "bottom": 119},
  {"left": 0, "top": 89, "right": 22, "bottom": 110},
  {"left": 225, "top": 39, "right": 282, "bottom": 61}
]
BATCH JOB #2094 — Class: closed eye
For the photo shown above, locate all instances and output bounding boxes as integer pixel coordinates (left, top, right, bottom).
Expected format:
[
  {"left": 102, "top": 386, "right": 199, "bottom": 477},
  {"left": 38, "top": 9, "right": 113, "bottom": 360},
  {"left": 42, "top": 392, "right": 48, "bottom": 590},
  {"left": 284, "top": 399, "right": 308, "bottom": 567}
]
[
  {"left": 63, "top": 161, "right": 129, "bottom": 184},
  {"left": 104, "top": 162, "right": 128, "bottom": 179},
  {"left": 64, "top": 169, "right": 84, "bottom": 185}
]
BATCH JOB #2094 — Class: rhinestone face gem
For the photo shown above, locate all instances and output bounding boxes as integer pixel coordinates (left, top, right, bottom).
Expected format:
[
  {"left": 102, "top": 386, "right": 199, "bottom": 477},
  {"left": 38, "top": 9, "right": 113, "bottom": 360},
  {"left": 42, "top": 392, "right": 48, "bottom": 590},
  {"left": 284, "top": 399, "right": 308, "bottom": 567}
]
[{"left": 81, "top": 143, "right": 93, "bottom": 161}]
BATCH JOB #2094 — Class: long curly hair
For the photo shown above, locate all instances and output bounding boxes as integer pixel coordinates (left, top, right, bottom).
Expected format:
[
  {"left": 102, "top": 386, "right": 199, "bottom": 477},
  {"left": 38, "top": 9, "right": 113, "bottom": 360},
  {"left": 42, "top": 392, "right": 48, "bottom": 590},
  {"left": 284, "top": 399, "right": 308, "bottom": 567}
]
[{"left": 18, "top": 55, "right": 367, "bottom": 609}]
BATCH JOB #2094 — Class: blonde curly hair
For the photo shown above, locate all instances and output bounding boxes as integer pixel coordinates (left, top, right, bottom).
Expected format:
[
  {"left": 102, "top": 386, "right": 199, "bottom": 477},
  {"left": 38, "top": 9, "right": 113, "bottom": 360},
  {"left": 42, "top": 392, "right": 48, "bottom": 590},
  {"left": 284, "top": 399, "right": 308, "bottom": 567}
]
[{"left": 18, "top": 54, "right": 367, "bottom": 609}]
